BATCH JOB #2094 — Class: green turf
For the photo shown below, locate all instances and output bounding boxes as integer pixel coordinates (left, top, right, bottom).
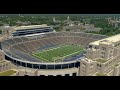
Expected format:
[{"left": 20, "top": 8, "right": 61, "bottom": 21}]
[
  {"left": 96, "top": 59, "right": 107, "bottom": 63},
  {"left": 0, "top": 70, "right": 17, "bottom": 76},
  {"left": 32, "top": 45, "right": 84, "bottom": 62}
]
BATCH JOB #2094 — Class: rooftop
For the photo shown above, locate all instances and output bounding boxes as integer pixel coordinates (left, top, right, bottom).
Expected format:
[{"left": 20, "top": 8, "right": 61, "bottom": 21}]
[
  {"left": 13, "top": 24, "right": 50, "bottom": 30},
  {"left": 90, "top": 34, "right": 120, "bottom": 45},
  {"left": 96, "top": 59, "right": 107, "bottom": 63},
  {"left": 0, "top": 70, "right": 17, "bottom": 76},
  {"left": 114, "top": 64, "right": 119, "bottom": 67},
  {"left": 0, "top": 60, "right": 7, "bottom": 64}
]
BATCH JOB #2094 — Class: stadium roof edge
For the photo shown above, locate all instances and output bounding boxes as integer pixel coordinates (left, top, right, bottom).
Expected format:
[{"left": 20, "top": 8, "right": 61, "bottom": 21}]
[{"left": 13, "top": 24, "right": 50, "bottom": 30}]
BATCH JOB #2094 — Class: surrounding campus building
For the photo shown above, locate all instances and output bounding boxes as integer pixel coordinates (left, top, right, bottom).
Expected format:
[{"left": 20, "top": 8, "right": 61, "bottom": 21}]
[
  {"left": 0, "top": 49, "right": 10, "bottom": 72},
  {"left": 62, "top": 16, "right": 101, "bottom": 32},
  {"left": 80, "top": 34, "right": 120, "bottom": 76},
  {"left": 108, "top": 17, "right": 120, "bottom": 28}
]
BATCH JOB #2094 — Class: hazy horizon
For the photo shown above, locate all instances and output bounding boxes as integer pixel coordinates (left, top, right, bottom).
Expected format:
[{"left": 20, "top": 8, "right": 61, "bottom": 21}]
[{"left": 0, "top": 14, "right": 120, "bottom": 16}]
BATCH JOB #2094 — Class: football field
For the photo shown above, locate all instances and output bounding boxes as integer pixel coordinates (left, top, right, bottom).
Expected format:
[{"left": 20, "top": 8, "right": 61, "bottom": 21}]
[{"left": 32, "top": 45, "right": 84, "bottom": 62}]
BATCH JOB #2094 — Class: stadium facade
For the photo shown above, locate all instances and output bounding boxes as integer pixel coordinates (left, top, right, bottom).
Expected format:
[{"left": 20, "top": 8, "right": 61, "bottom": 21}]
[
  {"left": 1, "top": 24, "right": 54, "bottom": 37},
  {"left": 1, "top": 31, "right": 108, "bottom": 76}
]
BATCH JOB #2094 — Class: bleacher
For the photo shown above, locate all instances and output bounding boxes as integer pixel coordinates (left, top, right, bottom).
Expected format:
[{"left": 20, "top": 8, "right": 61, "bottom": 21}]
[
  {"left": 13, "top": 38, "right": 22, "bottom": 43},
  {"left": 1, "top": 32, "right": 107, "bottom": 63},
  {"left": 20, "top": 37, "right": 30, "bottom": 42},
  {"left": 5, "top": 39, "right": 16, "bottom": 45},
  {"left": 12, "top": 45, "right": 27, "bottom": 53},
  {"left": 1, "top": 42, "right": 11, "bottom": 50},
  {"left": 9, "top": 48, "right": 40, "bottom": 62}
]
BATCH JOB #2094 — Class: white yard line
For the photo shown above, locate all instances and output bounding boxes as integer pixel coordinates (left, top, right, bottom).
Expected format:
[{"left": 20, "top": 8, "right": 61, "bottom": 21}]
[
  {"left": 32, "top": 45, "right": 84, "bottom": 62},
  {"left": 33, "top": 49, "right": 84, "bottom": 62},
  {"left": 35, "top": 45, "right": 68, "bottom": 53}
]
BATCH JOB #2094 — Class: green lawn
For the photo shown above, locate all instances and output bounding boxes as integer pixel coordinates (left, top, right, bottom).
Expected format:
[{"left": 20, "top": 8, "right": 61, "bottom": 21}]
[
  {"left": 32, "top": 45, "right": 84, "bottom": 62},
  {"left": 96, "top": 59, "right": 107, "bottom": 63},
  {"left": 96, "top": 73, "right": 107, "bottom": 76},
  {"left": 114, "top": 64, "right": 119, "bottom": 67},
  {"left": 0, "top": 70, "right": 17, "bottom": 76},
  {"left": 0, "top": 60, "right": 6, "bottom": 64}
]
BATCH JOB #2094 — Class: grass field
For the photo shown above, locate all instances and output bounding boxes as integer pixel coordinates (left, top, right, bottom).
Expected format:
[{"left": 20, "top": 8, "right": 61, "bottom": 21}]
[
  {"left": 0, "top": 70, "right": 17, "bottom": 76},
  {"left": 32, "top": 45, "right": 84, "bottom": 62}
]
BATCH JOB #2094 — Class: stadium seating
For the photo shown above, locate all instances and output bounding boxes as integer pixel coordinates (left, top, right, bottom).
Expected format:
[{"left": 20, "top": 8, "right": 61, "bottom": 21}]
[
  {"left": 10, "top": 46, "right": 40, "bottom": 61},
  {"left": 20, "top": 37, "right": 30, "bottom": 42},
  {"left": 12, "top": 45, "right": 27, "bottom": 53},
  {"left": 2, "top": 32, "right": 107, "bottom": 63},
  {"left": 13, "top": 38, "right": 23, "bottom": 43},
  {"left": 5, "top": 39, "right": 16, "bottom": 45}
]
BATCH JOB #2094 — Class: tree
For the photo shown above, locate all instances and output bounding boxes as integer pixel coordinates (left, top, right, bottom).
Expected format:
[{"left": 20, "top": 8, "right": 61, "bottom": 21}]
[
  {"left": 0, "top": 29, "right": 2, "bottom": 34},
  {"left": 66, "top": 28, "right": 70, "bottom": 31}
]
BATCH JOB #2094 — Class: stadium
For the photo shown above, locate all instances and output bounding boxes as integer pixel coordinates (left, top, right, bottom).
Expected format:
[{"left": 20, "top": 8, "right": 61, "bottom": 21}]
[{"left": 1, "top": 32, "right": 107, "bottom": 76}]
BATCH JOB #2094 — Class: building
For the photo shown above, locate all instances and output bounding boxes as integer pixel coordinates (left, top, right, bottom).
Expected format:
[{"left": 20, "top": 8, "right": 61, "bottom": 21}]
[
  {"left": 0, "top": 26, "right": 13, "bottom": 37},
  {"left": 16, "top": 21, "right": 31, "bottom": 26},
  {"left": 0, "top": 49, "right": 5, "bottom": 60},
  {"left": 62, "top": 23, "right": 101, "bottom": 32},
  {"left": 63, "top": 16, "right": 80, "bottom": 27},
  {"left": 62, "top": 16, "right": 101, "bottom": 32},
  {"left": 108, "top": 17, "right": 120, "bottom": 28},
  {"left": 1, "top": 32, "right": 107, "bottom": 76},
  {"left": 0, "top": 49, "right": 19, "bottom": 76},
  {"left": 0, "top": 49, "right": 12, "bottom": 72},
  {"left": 0, "top": 24, "right": 54, "bottom": 37},
  {"left": 80, "top": 34, "right": 120, "bottom": 76},
  {"left": 12, "top": 24, "right": 54, "bottom": 37}
]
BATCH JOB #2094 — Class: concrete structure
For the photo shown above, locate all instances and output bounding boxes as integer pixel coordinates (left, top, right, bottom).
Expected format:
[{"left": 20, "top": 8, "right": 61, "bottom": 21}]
[
  {"left": 2, "top": 31, "right": 120, "bottom": 76},
  {"left": 0, "top": 24, "right": 54, "bottom": 37},
  {"left": 62, "top": 16, "right": 101, "bottom": 32},
  {"left": 12, "top": 25, "right": 53, "bottom": 37},
  {"left": 0, "top": 60, "right": 11, "bottom": 72},
  {"left": 1, "top": 32, "right": 107, "bottom": 76},
  {"left": 0, "top": 26, "right": 13, "bottom": 39},
  {"left": 0, "top": 54, "right": 10, "bottom": 72},
  {"left": 16, "top": 21, "right": 31, "bottom": 26},
  {"left": 0, "top": 49, "right": 5, "bottom": 60},
  {"left": 62, "top": 23, "right": 101, "bottom": 32},
  {"left": 0, "top": 49, "right": 18, "bottom": 75},
  {"left": 17, "top": 67, "right": 78, "bottom": 76},
  {"left": 108, "top": 17, "right": 120, "bottom": 28},
  {"left": 80, "top": 34, "right": 120, "bottom": 76}
]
